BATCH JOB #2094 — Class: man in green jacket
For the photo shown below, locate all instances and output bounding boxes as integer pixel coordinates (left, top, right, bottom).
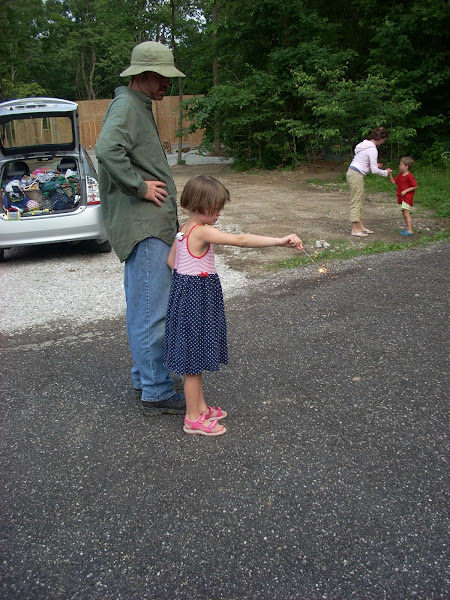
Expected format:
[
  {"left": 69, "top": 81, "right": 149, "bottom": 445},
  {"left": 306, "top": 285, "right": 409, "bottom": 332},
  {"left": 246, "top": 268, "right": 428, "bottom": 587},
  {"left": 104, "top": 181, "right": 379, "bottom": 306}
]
[{"left": 96, "top": 41, "right": 186, "bottom": 416}]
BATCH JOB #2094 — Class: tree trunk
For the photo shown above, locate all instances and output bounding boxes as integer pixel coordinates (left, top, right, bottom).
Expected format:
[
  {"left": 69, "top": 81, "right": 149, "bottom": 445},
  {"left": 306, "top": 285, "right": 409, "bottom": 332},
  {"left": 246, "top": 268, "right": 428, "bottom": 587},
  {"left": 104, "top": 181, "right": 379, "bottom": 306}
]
[
  {"left": 89, "top": 46, "right": 96, "bottom": 100},
  {"left": 212, "top": 3, "right": 221, "bottom": 154},
  {"left": 177, "top": 77, "right": 183, "bottom": 163},
  {"left": 170, "top": 0, "right": 183, "bottom": 163}
]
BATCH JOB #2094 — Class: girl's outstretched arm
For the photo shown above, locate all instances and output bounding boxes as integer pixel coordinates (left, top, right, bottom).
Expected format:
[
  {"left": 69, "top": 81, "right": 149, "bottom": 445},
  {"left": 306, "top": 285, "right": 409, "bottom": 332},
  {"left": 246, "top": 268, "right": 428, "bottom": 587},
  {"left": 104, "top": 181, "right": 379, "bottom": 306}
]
[{"left": 193, "top": 225, "right": 302, "bottom": 250}]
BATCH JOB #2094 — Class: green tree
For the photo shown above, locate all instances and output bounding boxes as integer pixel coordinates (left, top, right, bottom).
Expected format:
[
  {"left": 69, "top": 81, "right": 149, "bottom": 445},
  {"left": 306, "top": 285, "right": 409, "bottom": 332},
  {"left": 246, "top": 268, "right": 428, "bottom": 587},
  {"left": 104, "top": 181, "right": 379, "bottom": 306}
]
[
  {"left": 366, "top": 0, "right": 450, "bottom": 155},
  {"left": 39, "top": 0, "right": 139, "bottom": 100},
  {"left": 11, "top": 0, "right": 205, "bottom": 102},
  {"left": 185, "top": 67, "right": 287, "bottom": 168},
  {"left": 184, "top": 0, "right": 449, "bottom": 168},
  {"left": 0, "top": 0, "right": 46, "bottom": 100},
  {"left": 2, "top": 0, "right": 448, "bottom": 168},
  {"left": 280, "top": 67, "right": 420, "bottom": 165}
]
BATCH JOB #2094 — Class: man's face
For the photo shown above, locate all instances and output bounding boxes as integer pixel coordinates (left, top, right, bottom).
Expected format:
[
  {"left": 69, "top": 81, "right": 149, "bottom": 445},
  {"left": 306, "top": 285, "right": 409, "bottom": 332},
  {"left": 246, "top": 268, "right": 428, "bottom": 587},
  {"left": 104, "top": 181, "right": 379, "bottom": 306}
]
[{"left": 140, "top": 72, "right": 171, "bottom": 101}]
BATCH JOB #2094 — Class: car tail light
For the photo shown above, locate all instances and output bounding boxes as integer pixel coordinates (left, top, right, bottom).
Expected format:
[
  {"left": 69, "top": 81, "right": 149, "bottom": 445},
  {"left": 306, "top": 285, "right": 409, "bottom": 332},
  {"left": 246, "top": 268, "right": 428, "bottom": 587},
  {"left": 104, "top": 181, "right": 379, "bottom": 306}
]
[{"left": 86, "top": 176, "right": 101, "bottom": 205}]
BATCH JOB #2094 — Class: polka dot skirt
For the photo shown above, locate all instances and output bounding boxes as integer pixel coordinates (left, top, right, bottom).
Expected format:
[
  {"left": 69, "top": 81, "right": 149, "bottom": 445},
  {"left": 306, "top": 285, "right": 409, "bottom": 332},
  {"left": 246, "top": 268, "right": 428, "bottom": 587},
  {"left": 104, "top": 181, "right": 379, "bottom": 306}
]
[{"left": 164, "top": 270, "right": 228, "bottom": 375}]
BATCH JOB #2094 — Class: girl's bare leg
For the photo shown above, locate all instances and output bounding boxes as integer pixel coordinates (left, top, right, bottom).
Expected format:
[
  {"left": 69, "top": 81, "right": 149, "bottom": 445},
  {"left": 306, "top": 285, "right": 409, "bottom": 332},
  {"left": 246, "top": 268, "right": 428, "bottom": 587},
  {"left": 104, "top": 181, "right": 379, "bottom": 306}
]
[
  {"left": 184, "top": 374, "right": 224, "bottom": 432},
  {"left": 184, "top": 373, "right": 203, "bottom": 421},
  {"left": 197, "top": 376, "right": 209, "bottom": 415}
]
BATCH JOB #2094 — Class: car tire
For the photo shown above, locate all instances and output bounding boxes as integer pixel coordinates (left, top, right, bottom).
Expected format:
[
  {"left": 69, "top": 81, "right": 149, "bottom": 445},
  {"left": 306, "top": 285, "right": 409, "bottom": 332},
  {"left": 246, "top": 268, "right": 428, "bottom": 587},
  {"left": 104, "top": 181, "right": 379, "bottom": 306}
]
[
  {"left": 0, "top": 249, "right": 4, "bottom": 262},
  {"left": 95, "top": 240, "right": 112, "bottom": 253}
]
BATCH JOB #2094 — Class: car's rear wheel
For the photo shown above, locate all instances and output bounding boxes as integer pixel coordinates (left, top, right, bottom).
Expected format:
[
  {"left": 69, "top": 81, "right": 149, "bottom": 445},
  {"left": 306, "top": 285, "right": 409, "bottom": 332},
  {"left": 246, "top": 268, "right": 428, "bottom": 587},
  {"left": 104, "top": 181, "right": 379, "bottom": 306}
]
[{"left": 0, "top": 249, "right": 4, "bottom": 262}]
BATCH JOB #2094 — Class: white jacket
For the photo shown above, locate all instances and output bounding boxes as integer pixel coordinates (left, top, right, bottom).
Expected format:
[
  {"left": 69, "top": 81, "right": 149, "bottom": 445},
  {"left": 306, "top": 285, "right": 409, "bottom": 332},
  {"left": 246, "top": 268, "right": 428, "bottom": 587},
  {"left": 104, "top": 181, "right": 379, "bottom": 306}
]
[{"left": 350, "top": 139, "right": 388, "bottom": 176}]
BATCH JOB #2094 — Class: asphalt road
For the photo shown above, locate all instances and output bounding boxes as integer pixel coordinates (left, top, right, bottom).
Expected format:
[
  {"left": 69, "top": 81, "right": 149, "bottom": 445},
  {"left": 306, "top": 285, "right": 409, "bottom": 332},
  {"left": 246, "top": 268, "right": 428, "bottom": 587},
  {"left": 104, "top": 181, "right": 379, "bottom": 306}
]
[{"left": 1, "top": 244, "right": 449, "bottom": 599}]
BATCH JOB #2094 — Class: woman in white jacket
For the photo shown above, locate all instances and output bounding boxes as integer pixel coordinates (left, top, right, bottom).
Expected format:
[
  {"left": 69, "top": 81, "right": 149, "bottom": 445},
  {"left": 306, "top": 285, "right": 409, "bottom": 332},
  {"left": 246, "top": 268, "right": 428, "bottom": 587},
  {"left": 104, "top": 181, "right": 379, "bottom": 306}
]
[{"left": 346, "top": 127, "right": 392, "bottom": 236}]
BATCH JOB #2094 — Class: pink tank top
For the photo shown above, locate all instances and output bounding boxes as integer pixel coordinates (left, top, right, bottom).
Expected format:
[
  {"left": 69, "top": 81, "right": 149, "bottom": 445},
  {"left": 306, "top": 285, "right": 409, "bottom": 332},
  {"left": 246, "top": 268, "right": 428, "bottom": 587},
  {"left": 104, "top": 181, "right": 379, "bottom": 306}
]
[{"left": 174, "top": 224, "right": 217, "bottom": 275}]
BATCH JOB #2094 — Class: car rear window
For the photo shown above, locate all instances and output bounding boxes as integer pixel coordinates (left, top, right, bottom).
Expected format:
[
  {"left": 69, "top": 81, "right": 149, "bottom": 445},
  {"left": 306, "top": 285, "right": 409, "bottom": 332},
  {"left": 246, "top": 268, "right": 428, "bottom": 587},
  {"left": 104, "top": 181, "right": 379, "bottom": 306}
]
[{"left": 1, "top": 114, "right": 75, "bottom": 154}]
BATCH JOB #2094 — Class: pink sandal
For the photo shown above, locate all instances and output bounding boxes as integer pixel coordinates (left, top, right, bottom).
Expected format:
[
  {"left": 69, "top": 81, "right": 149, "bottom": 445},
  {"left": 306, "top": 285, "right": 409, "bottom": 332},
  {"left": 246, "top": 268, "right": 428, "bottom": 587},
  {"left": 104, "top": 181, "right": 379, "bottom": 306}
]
[
  {"left": 183, "top": 414, "right": 226, "bottom": 437},
  {"left": 202, "top": 405, "right": 227, "bottom": 421}
]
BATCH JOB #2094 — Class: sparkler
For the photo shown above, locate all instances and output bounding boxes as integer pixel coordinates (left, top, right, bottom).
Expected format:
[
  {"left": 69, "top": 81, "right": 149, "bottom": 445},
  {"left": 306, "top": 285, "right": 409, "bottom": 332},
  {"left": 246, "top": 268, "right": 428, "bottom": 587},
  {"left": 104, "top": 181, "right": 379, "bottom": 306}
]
[
  {"left": 301, "top": 247, "right": 328, "bottom": 274},
  {"left": 301, "top": 247, "right": 318, "bottom": 264}
]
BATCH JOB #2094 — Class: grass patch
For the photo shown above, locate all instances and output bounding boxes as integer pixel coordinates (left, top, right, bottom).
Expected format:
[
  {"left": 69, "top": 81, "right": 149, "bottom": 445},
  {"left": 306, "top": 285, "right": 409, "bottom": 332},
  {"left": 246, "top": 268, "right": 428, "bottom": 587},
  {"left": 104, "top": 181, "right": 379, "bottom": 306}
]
[{"left": 268, "top": 230, "right": 450, "bottom": 270}]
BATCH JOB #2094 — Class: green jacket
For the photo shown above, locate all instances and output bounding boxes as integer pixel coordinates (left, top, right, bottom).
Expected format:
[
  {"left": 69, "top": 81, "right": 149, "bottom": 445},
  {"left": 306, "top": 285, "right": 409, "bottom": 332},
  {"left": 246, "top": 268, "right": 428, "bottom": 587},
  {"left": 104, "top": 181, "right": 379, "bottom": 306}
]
[{"left": 96, "top": 86, "right": 178, "bottom": 262}]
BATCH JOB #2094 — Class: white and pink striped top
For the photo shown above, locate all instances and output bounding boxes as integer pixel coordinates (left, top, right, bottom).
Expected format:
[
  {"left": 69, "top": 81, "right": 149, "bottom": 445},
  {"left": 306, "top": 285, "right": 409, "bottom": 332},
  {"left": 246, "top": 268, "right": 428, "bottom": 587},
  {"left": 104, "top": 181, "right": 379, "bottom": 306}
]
[{"left": 174, "top": 225, "right": 217, "bottom": 276}]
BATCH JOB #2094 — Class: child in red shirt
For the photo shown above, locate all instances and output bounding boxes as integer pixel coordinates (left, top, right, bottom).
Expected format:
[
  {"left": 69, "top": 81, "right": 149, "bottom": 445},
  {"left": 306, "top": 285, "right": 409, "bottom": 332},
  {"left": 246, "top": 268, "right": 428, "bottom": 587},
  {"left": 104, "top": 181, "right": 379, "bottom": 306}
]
[{"left": 389, "top": 156, "right": 418, "bottom": 236}]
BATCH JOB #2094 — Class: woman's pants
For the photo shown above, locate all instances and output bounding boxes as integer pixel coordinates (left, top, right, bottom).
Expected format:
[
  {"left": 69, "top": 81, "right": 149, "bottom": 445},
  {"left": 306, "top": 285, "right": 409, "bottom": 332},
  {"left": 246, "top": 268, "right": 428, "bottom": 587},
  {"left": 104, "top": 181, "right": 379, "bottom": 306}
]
[{"left": 346, "top": 168, "right": 365, "bottom": 223}]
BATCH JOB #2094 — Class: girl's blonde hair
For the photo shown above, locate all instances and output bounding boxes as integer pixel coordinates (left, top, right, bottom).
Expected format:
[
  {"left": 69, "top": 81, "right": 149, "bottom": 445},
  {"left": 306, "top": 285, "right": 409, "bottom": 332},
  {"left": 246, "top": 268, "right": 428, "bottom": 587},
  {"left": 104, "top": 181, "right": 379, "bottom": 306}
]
[{"left": 180, "top": 175, "right": 230, "bottom": 214}]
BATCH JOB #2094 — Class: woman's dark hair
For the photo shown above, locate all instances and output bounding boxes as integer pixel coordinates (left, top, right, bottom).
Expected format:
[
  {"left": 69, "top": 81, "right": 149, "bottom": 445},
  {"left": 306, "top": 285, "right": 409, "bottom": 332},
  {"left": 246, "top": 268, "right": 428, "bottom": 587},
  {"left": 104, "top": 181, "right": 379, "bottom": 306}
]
[{"left": 369, "top": 127, "right": 389, "bottom": 141}]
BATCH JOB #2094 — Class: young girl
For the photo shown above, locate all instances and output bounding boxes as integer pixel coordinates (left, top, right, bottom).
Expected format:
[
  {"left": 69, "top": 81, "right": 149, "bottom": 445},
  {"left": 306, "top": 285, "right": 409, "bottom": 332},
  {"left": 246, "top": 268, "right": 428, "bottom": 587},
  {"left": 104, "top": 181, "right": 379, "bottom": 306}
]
[{"left": 164, "top": 175, "right": 302, "bottom": 437}]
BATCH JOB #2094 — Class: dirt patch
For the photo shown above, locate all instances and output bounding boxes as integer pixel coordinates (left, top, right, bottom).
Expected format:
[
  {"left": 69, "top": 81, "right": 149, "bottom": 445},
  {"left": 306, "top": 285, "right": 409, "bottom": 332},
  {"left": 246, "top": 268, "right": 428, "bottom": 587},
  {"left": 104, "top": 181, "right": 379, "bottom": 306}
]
[{"left": 171, "top": 161, "right": 448, "bottom": 275}]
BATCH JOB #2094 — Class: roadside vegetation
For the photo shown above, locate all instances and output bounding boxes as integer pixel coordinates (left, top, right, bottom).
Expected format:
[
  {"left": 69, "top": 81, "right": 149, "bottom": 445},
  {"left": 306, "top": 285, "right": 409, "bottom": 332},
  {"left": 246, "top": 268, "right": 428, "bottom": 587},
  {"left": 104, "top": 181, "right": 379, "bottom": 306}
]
[
  {"left": 270, "top": 230, "right": 450, "bottom": 271},
  {"left": 3, "top": 1, "right": 448, "bottom": 174}
]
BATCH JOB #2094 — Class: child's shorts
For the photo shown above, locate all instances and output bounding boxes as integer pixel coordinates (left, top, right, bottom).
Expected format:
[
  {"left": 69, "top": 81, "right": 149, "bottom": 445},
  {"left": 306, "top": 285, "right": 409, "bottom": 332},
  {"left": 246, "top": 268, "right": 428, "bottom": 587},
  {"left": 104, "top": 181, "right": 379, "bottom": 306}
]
[{"left": 400, "top": 201, "right": 412, "bottom": 211}]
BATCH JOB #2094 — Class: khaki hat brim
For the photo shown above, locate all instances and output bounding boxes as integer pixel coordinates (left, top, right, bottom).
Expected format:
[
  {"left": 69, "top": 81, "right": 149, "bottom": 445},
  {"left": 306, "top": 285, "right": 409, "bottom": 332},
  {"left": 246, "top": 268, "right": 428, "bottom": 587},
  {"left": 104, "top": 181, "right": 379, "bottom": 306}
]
[{"left": 120, "top": 64, "right": 186, "bottom": 78}]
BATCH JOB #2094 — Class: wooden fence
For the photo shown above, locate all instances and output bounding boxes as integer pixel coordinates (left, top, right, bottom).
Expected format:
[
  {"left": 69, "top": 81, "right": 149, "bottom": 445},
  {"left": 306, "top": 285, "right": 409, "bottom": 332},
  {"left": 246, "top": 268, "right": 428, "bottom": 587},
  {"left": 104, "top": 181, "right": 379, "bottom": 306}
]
[
  {"left": 3, "top": 116, "right": 74, "bottom": 149},
  {"left": 78, "top": 96, "right": 204, "bottom": 151}
]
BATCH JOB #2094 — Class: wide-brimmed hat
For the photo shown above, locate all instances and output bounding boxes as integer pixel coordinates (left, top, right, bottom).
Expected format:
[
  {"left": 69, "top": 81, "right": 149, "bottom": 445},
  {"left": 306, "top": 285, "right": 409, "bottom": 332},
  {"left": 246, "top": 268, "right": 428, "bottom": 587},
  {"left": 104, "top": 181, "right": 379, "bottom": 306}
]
[{"left": 120, "top": 41, "right": 186, "bottom": 78}]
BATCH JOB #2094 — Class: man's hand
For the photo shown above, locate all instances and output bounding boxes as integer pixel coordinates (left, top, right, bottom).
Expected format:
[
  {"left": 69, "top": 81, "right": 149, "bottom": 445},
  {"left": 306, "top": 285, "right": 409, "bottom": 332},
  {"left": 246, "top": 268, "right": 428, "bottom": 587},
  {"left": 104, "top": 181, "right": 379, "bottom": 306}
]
[{"left": 143, "top": 180, "right": 168, "bottom": 206}]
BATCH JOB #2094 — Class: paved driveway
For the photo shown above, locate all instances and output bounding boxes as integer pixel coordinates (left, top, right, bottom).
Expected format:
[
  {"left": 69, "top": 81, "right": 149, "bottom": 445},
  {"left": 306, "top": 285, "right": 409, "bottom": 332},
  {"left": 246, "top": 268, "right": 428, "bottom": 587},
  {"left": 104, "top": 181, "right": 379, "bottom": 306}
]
[{"left": 1, "top": 244, "right": 449, "bottom": 599}]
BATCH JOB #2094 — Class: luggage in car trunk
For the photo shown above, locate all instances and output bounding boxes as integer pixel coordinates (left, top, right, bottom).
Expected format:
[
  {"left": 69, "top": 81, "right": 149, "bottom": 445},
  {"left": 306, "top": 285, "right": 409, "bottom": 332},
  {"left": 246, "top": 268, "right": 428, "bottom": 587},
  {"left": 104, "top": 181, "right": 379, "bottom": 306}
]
[
  {"left": 2, "top": 160, "right": 82, "bottom": 217},
  {"left": 0, "top": 98, "right": 83, "bottom": 218}
]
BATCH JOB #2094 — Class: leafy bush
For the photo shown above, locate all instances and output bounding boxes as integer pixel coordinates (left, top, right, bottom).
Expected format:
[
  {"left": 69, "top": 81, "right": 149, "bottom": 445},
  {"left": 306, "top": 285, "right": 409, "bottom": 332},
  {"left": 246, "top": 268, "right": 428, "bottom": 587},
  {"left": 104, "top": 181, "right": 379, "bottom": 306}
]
[
  {"left": 183, "top": 69, "right": 292, "bottom": 170},
  {"left": 419, "top": 141, "right": 450, "bottom": 170},
  {"left": 280, "top": 68, "right": 420, "bottom": 167}
]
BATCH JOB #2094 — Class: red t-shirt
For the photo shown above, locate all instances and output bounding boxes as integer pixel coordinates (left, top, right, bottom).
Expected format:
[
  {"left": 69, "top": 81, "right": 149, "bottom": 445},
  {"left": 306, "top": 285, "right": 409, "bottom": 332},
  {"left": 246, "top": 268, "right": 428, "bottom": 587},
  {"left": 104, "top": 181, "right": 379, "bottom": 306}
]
[{"left": 394, "top": 172, "right": 417, "bottom": 206}]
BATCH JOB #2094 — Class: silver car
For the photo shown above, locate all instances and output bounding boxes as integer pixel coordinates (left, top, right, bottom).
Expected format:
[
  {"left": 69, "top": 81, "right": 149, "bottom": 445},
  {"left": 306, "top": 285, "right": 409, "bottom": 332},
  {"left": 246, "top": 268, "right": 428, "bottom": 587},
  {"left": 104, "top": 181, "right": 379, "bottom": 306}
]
[{"left": 0, "top": 97, "right": 111, "bottom": 261}]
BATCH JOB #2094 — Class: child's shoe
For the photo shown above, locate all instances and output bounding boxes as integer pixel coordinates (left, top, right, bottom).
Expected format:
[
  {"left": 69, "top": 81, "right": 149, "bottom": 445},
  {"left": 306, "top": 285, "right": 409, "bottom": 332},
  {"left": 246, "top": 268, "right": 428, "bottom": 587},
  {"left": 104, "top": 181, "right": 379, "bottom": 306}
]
[
  {"left": 202, "top": 405, "right": 227, "bottom": 421},
  {"left": 400, "top": 229, "right": 413, "bottom": 236},
  {"left": 183, "top": 414, "right": 226, "bottom": 436}
]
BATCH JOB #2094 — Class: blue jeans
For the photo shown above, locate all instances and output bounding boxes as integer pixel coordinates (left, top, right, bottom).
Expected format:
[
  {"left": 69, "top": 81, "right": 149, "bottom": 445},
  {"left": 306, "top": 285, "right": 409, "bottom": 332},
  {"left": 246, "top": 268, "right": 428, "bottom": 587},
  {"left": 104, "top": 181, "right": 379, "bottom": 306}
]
[{"left": 124, "top": 237, "right": 175, "bottom": 402}]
